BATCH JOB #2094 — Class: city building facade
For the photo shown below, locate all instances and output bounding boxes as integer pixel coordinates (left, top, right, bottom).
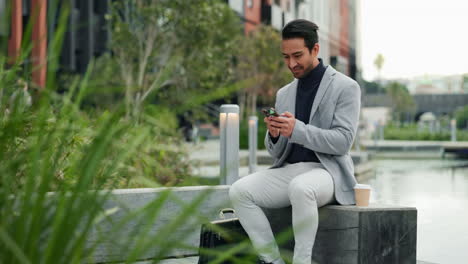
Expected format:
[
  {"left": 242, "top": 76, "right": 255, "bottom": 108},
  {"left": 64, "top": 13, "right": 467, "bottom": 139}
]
[
  {"left": 3, "top": 0, "right": 361, "bottom": 87},
  {"left": 227, "top": 0, "right": 361, "bottom": 80},
  {"left": 1, "top": 0, "right": 111, "bottom": 88}
]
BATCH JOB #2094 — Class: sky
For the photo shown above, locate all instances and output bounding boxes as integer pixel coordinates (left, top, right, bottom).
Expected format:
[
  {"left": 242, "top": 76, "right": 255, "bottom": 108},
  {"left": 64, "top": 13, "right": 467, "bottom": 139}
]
[{"left": 360, "top": 0, "right": 468, "bottom": 81}]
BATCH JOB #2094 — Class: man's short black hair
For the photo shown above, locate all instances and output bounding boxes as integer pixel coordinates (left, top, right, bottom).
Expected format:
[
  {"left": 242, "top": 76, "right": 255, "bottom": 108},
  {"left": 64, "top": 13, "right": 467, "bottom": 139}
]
[{"left": 282, "top": 19, "right": 319, "bottom": 52}]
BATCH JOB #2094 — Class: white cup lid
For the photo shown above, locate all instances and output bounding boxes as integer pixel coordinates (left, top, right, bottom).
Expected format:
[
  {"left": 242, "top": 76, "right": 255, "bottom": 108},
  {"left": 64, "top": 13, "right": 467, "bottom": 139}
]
[{"left": 354, "top": 184, "right": 371, "bottom": 189}]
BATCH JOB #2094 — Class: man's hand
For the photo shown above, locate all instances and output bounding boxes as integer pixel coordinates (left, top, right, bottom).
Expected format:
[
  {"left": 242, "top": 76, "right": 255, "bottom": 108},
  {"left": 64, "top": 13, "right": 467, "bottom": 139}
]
[
  {"left": 265, "top": 111, "right": 296, "bottom": 138},
  {"left": 264, "top": 116, "right": 280, "bottom": 138}
]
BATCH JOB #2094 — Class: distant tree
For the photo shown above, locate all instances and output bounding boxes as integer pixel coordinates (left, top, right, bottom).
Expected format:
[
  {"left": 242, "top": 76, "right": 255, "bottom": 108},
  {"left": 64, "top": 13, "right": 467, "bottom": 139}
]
[
  {"left": 386, "top": 82, "right": 416, "bottom": 122},
  {"left": 363, "top": 80, "right": 385, "bottom": 94},
  {"left": 455, "top": 105, "right": 468, "bottom": 129},
  {"left": 234, "top": 25, "right": 290, "bottom": 119},
  {"left": 463, "top": 74, "right": 468, "bottom": 93},
  {"left": 92, "top": 0, "right": 242, "bottom": 121},
  {"left": 374, "top": 53, "right": 384, "bottom": 81}
]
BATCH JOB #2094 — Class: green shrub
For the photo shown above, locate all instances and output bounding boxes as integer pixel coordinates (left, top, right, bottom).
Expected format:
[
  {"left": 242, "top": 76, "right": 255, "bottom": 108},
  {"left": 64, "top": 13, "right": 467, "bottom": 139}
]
[
  {"left": 240, "top": 115, "right": 268, "bottom": 150},
  {"left": 383, "top": 122, "right": 468, "bottom": 141}
]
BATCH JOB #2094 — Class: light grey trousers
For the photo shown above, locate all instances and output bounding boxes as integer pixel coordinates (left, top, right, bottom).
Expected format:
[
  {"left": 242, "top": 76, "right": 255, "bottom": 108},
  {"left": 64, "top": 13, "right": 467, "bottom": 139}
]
[{"left": 229, "top": 162, "right": 335, "bottom": 264}]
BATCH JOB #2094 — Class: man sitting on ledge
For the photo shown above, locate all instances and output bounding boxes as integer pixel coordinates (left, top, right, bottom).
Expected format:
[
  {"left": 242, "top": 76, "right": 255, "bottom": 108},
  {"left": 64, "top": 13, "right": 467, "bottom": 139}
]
[{"left": 229, "top": 19, "right": 361, "bottom": 264}]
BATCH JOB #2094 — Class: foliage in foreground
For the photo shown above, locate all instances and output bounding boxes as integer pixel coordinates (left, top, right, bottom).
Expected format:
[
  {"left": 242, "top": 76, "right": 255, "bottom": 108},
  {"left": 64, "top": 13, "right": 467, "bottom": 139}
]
[
  {"left": 0, "top": 69, "right": 295, "bottom": 263},
  {"left": 0, "top": 1, "right": 201, "bottom": 260},
  {"left": 0, "top": 1, "right": 299, "bottom": 262},
  {"left": 0, "top": 58, "right": 264, "bottom": 264}
]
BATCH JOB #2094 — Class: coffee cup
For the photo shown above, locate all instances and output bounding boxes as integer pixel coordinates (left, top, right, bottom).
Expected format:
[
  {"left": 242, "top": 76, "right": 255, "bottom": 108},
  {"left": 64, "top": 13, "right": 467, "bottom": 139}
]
[{"left": 354, "top": 184, "right": 371, "bottom": 207}]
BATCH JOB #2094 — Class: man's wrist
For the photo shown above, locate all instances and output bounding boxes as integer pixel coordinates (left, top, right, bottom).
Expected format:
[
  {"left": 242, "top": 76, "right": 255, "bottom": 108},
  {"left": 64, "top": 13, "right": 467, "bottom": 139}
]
[{"left": 269, "top": 132, "right": 279, "bottom": 144}]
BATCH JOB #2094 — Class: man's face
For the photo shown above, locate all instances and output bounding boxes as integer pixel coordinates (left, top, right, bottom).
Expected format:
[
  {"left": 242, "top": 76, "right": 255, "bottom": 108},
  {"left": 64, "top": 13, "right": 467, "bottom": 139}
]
[{"left": 281, "top": 38, "right": 319, "bottom": 79}]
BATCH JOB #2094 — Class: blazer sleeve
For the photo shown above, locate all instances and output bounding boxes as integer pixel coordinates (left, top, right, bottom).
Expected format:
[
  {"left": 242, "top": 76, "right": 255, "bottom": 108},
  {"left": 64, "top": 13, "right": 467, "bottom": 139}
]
[
  {"left": 264, "top": 89, "right": 288, "bottom": 158},
  {"left": 289, "top": 80, "right": 361, "bottom": 155},
  {"left": 265, "top": 131, "right": 288, "bottom": 158}
]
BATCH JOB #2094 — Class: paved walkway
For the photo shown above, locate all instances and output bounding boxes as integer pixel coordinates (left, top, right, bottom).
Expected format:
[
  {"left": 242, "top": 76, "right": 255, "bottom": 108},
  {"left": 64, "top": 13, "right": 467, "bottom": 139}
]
[
  {"left": 187, "top": 139, "right": 372, "bottom": 178},
  {"left": 187, "top": 139, "right": 270, "bottom": 178},
  {"left": 362, "top": 139, "right": 468, "bottom": 149},
  {"left": 187, "top": 139, "right": 268, "bottom": 164}
]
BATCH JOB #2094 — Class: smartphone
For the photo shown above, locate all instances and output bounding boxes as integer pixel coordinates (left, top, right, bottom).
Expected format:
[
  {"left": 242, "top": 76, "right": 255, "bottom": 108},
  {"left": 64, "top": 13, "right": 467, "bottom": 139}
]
[{"left": 262, "top": 107, "right": 279, "bottom": 117}]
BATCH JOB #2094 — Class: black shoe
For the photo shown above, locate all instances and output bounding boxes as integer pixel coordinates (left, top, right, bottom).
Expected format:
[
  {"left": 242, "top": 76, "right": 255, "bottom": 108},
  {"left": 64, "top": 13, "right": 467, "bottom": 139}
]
[{"left": 257, "top": 260, "right": 273, "bottom": 264}]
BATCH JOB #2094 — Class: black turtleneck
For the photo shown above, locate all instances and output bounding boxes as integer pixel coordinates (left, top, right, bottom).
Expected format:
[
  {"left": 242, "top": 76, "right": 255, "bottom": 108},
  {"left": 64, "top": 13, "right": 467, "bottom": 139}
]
[{"left": 286, "top": 59, "right": 326, "bottom": 164}]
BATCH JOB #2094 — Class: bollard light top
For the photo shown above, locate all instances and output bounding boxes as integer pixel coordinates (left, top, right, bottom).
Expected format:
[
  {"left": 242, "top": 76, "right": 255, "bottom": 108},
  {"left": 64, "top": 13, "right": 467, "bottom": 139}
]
[
  {"left": 249, "top": 115, "right": 258, "bottom": 121},
  {"left": 220, "top": 104, "right": 239, "bottom": 114}
]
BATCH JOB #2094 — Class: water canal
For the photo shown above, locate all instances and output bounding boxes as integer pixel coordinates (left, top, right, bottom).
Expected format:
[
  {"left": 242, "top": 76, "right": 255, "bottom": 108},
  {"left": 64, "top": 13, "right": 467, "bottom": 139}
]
[
  {"left": 191, "top": 140, "right": 468, "bottom": 263},
  {"left": 360, "top": 157, "right": 468, "bottom": 264}
]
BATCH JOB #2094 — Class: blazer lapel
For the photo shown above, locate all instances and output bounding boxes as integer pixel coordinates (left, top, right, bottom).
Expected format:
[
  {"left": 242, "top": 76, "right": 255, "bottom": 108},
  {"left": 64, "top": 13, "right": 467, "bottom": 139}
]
[
  {"left": 283, "top": 79, "right": 298, "bottom": 154},
  {"left": 286, "top": 79, "right": 298, "bottom": 116},
  {"left": 309, "top": 66, "right": 337, "bottom": 122}
]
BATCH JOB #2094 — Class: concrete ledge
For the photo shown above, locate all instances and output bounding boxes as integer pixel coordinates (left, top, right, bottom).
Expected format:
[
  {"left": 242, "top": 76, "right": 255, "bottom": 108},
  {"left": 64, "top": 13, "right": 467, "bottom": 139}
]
[
  {"left": 137, "top": 256, "right": 199, "bottom": 264},
  {"left": 264, "top": 205, "right": 417, "bottom": 264},
  {"left": 89, "top": 186, "right": 231, "bottom": 263},
  {"left": 89, "top": 186, "right": 417, "bottom": 264}
]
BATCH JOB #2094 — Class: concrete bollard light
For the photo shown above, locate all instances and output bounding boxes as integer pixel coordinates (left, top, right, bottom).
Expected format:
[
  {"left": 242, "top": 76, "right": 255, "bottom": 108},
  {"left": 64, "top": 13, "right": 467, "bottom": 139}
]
[
  {"left": 248, "top": 116, "right": 258, "bottom": 174},
  {"left": 451, "top": 119, "right": 457, "bottom": 142},
  {"left": 219, "top": 104, "right": 239, "bottom": 185},
  {"left": 379, "top": 120, "right": 384, "bottom": 141}
]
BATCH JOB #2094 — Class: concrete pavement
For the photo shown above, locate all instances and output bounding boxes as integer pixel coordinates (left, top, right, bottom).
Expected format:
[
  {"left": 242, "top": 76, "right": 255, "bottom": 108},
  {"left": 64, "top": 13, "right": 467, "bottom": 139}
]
[{"left": 187, "top": 139, "right": 373, "bottom": 178}]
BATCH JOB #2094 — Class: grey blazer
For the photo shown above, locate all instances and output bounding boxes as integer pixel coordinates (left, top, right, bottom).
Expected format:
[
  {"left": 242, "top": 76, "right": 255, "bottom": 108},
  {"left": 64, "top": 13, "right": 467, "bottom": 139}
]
[{"left": 264, "top": 65, "right": 361, "bottom": 205}]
